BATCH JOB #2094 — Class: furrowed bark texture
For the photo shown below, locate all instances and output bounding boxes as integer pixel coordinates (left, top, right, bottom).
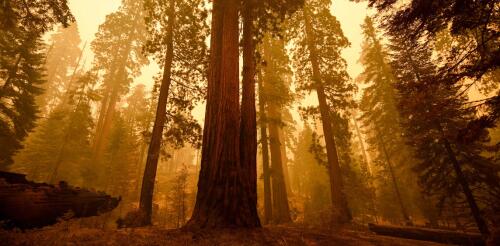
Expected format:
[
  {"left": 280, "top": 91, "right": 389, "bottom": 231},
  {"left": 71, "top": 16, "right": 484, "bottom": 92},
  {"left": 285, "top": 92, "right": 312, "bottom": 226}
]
[
  {"left": 240, "top": 0, "right": 261, "bottom": 227},
  {"left": 138, "top": 0, "right": 176, "bottom": 225},
  {"left": 187, "top": 0, "right": 260, "bottom": 228}
]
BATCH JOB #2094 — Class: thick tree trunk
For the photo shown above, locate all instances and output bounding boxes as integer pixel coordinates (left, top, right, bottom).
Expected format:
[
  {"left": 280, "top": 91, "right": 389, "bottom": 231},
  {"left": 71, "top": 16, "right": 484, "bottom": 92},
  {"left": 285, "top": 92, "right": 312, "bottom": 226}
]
[
  {"left": 268, "top": 103, "right": 292, "bottom": 224},
  {"left": 303, "top": 7, "right": 351, "bottom": 223},
  {"left": 258, "top": 73, "right": 273, "bottom": 224},
  {"left": 240, "top": 0, "right": 260, "bottom": 226},
  {"left": 375, "top": 128, "right": 411, "bottom": 224},
  {"left": 138, "top": 0, "right": 176, "bottom": 226},
  {"left": 437, "top": 124, "right": 490, "bottom": 237},
  {"left": 186, "top": 0, "right": 260, "bottom": 228}
]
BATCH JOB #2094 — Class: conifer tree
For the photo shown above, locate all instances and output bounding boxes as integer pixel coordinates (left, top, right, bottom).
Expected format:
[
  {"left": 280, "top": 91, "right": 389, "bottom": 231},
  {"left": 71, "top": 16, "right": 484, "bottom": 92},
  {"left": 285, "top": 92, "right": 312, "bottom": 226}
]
[
  {"left": 12, "top": 72, "right": 98, "bottom": 186},
  {"left": 391, "top": 37, "right": 499, "bottom": 237},
  {"left": 90, "top": 0, "right": 148, "bottom": 163},
  {"left": 260, "top": 35, "right": 294, "bottom": 224},
  {"left": 289, "top": 0, "right": 355, "bottom": 223},
  {"left": 137, "top": 0, "right": 208, "bottom": 225},
  {"left": 39, "top": 23, "right": 82, "bottom": 115},
  {"left": 188, "top": 0, "right": 302, "bottom": 228},
  {"left": 0, "top": 0, "right": 74, "bottom": 169},
  {"left": 357, "top": 16, "right": 413, "bottom": 224}
]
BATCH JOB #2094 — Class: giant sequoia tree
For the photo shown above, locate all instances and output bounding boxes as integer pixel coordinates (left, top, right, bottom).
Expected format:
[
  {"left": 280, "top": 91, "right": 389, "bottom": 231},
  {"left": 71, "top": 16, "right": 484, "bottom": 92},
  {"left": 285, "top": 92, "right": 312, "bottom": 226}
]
[
  {"left": 0, "top": 0, "right": 74, "bottom": 169},
  {"left": 187, "top": 0, "right": 258, "bottom": 228},
  {"left": 187, "top": 0, "right": 302, "bottom": 228}
]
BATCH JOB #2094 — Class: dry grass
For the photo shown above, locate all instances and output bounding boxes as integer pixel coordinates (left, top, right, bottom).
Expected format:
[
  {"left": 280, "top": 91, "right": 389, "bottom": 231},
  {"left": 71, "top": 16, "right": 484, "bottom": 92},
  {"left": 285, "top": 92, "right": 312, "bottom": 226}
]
[{"left": 0, "top": 223, "right": 447, "bottom": 246}]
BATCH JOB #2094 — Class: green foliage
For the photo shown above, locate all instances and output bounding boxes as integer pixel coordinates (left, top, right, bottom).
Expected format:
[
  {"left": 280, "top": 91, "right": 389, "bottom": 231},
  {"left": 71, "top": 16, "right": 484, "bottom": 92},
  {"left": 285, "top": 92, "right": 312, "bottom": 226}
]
[
  {"left": 0, "top": 0, "right": 74, "bottom": 169},
  {"left": 260, "top": 35, "right": 294, "bottom": 115},
  {"left": 357, "top": 17, "right": 422, "bottom": 222},
  {"left": 364, "top": 0, "right": 500, "bottom": 137},
  {"left": 143, "top": 0, "right": 209, "bottom": 151},
  {"left": 0, "top": 35, "right": 45, "bottom": 169},
  {"left": 0, "top": 0, "right": 74, "bottom": 33},
  {"left": 12, "top": 72, "right": 98, "bottom": 185},
  {"left": 392, "top": 36, "right": 500, "bottom": 222},
  {"left": 91, "top": 0, "right": 148, "bottom": 97},
  {"left": 291, "top": 124, "right": 331, "bottom": 225}
]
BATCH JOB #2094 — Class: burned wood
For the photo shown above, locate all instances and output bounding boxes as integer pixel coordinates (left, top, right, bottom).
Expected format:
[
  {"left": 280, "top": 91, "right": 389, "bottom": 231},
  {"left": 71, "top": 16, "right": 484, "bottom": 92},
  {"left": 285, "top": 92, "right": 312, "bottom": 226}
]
[
  {"left": 0, "top": 171, "right": 120, "bottom": 229},
  {"left": 368, "top": 223, "right": 485, "bottom": 246}
]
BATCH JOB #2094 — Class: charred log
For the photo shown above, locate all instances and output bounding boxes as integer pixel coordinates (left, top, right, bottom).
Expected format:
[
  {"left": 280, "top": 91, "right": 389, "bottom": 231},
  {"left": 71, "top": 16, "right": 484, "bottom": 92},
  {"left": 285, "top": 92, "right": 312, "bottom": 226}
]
[
  {"left": 0, "top": 171, "right": 120, "bottom": 229},
  {"left": 368, "top": 223, "right": 485, "bottom": 246}
]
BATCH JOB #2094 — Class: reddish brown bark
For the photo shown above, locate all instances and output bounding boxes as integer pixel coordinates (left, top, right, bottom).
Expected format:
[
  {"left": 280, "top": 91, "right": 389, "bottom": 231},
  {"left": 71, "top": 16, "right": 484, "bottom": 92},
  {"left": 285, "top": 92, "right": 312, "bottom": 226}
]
[
  {"left": 138, "top": 0, "right": 176, "bottom": 225},
  {"left": 240, "top": 0, "right": 260, "bottom": 226},
  {"left": 303, "top": 7, "right": 351, "bottom": 223},
  {"left": 186, "top": 0, "right": 260, "bottom": 228}
]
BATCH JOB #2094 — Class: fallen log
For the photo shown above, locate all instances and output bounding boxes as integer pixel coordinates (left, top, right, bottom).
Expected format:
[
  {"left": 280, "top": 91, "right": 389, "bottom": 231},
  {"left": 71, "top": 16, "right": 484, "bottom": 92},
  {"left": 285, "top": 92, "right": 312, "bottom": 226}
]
[
  {"left": 0, "top": 171, "right": 120, "bottom": 229},
  {"left": 368, "top": 223, "right": 484, "bottom": 245}
]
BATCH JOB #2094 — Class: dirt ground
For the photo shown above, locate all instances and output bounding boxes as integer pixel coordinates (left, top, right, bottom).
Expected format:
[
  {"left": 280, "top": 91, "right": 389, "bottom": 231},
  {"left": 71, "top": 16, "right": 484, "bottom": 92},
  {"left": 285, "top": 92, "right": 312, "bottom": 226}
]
[{"left": 0, "top": 224, "right": 447, "bottom": 246}]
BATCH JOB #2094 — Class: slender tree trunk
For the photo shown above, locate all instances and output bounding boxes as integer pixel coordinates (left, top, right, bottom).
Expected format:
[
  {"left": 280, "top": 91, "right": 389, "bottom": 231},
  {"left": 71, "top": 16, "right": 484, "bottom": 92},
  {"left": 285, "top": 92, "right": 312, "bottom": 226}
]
[
  {"left": 352, "top": 117, "right": 371, "bottom": 175},
  {"left": 93, "top": 87, "right": 110, "bottom": 150},
  {"left": 49, "top": 96, "right": 86, "bottom": 184},
  {"left": 268, "top": 102, "right": 292, "bottom": 224},
  {"left": 64, "top": 41, "right": 87, "bottom": 95},
  {"left": 375, "top": 128, "right": 411, "bottom": 224},
  {"left": 352, "top": 116, "right": 378, "bottom": 222},
  {"left": 186, "top": 0, "right": 260, "bottom": 228},
  {"left": 138, "top": 0, "right": 176, "bottom": 225},
  {"left": 303, "top": 7, "right": 351, "bottom": 223},
  {"left": 437, "top": 124, "right": 490, "bottom": 237},
  {"left": 96, "top": 87, "right": 119, "bottom": 154},
  {"left": 92, "top": 19, "right": 137, "bottom": 163},
  {"left": 258, "top": 73, "right": 273, "bottom": 224},
  {"left": 278, "top": 127, "right": 293, "bottom": 195},
  {"left": 240, "top": 0, "right": 260, "bottom": 226}
]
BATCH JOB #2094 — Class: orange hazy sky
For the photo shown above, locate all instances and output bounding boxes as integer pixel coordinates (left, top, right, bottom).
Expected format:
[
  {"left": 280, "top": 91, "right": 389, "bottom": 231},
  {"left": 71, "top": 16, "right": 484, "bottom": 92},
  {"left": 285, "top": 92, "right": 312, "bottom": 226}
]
[{"left": 68, "top": 0, "right": 370, "bottom": 126}]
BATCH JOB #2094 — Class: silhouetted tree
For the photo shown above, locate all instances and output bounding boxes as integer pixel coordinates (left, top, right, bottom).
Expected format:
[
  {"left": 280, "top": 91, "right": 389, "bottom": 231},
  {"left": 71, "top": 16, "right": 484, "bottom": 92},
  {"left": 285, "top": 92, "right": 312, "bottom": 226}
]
[
  {"left": 0, "top": 0, "right": 74, "bottom": 169},
  {"left": 392, "top": 37, "right": 499, "bottom": 237}
]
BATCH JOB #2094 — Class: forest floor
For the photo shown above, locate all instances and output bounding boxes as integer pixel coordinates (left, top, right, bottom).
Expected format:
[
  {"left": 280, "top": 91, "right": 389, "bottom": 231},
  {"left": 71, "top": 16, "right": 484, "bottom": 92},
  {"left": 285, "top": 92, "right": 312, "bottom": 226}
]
[{"left": 0, "top": 224, "right": 447, "bottom": 246}]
